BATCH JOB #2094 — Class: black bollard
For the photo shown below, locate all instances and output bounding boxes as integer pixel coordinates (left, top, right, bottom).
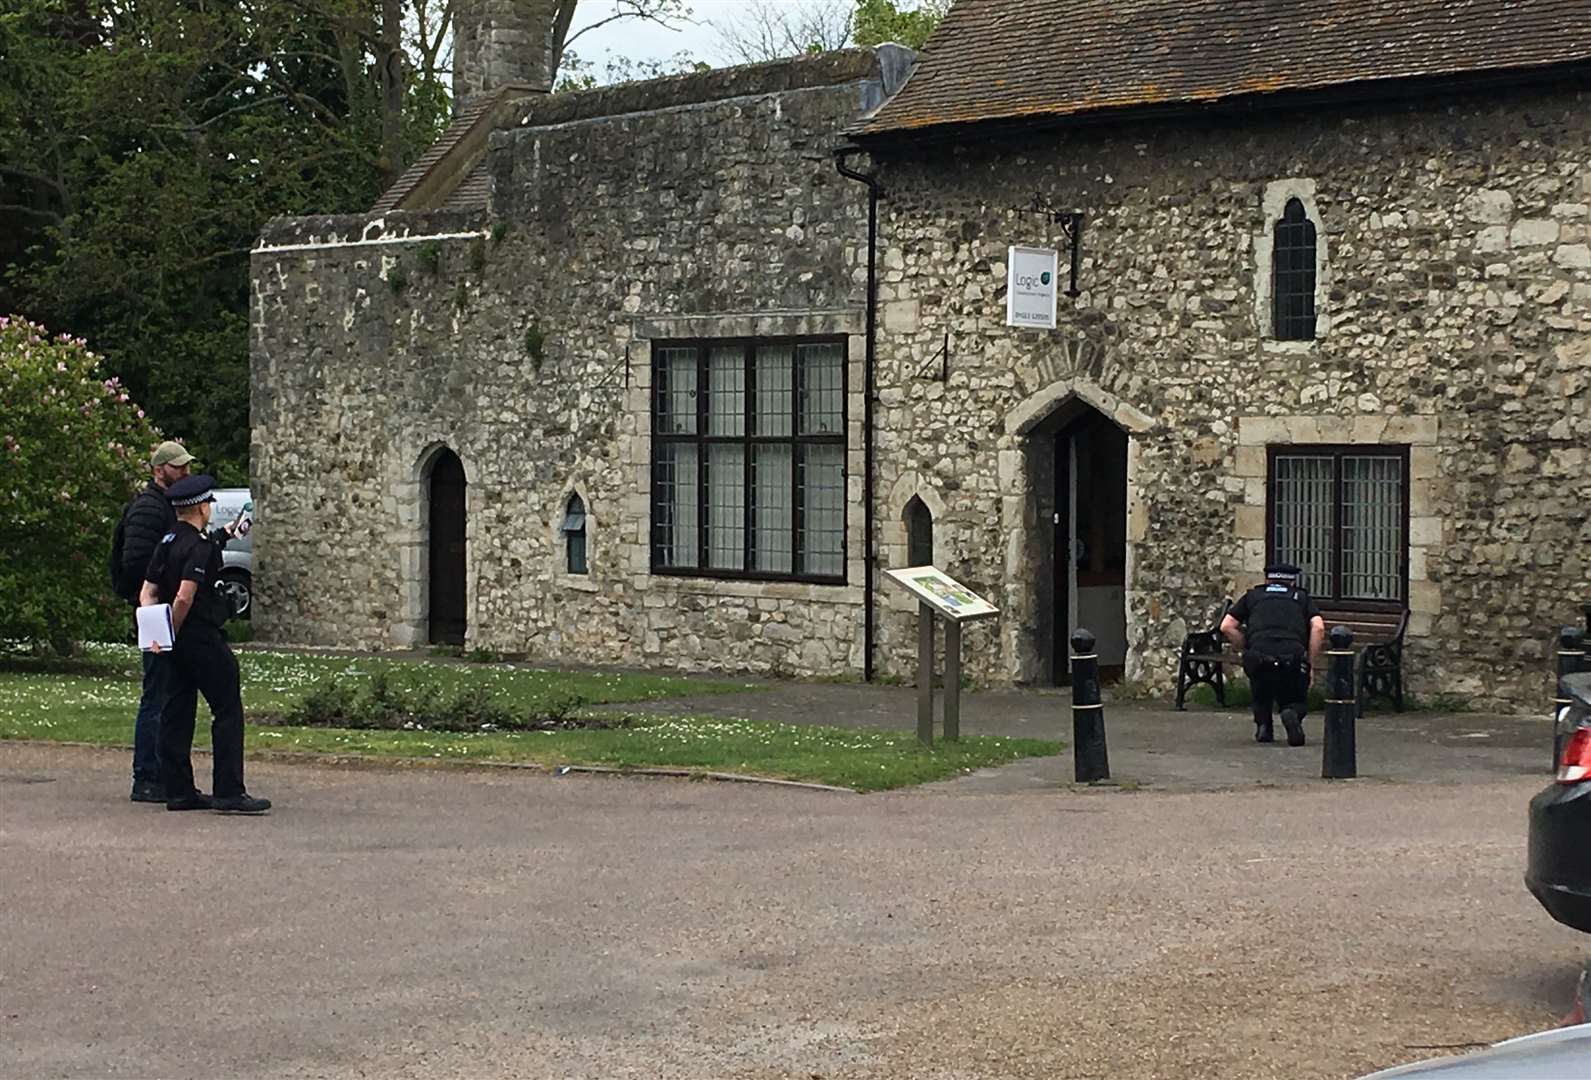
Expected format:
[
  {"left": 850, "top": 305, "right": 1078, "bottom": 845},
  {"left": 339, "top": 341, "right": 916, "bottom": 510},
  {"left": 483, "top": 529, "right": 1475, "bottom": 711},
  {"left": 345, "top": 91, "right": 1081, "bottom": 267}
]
[
  {"left": 1322, "top": 625, "right": 1357, "bottom": 779},
  {"left": 1554, "top": 625, "right": 1587, "bottom": 771},
  {"left": 1069, "top": 628, "right": 1110, "bottom": 783}
]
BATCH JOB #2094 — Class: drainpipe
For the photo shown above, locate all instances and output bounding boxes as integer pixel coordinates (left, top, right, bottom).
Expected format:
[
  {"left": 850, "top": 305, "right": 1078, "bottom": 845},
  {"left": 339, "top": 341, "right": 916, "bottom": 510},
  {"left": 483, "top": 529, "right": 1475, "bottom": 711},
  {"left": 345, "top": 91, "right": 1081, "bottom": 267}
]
[{"left": 834, "top": 145, "right": 880, "bottom": 682}]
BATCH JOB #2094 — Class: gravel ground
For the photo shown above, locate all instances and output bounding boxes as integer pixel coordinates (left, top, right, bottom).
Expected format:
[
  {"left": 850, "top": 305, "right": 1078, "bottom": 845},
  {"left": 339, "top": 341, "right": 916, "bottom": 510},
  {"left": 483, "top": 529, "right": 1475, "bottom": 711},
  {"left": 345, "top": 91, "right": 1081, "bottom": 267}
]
[{"left": 0, "top": 742, "right": 1584, "bottom": 1080}]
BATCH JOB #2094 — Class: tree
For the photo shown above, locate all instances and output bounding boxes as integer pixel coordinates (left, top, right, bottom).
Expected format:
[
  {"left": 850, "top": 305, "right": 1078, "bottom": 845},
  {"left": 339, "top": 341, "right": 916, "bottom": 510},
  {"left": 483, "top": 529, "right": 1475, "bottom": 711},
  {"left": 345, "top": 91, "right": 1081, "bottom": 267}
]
[
  {"left": 713, "top": 0, "right": 853, "bottom": 65},
  {"left": 712, "top": 0, "right": 945, "bottom": 64},
  {"left": 0, "top": 314, "right": 161, "bottom": 653},
  {"left": 853, "top": 0, "right": 948, "bottom": 49}
]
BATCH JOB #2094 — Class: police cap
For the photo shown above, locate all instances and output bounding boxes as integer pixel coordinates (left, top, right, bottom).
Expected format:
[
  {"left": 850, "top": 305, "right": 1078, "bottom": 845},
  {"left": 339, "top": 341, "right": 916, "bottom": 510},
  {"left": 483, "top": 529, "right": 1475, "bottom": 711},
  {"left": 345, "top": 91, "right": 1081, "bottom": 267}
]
[
  {"left": 1264, "top": 562, "right": 1303, "bottom": 582},
  {"left": 166, "top": 473, "right": 218, "bottom": 508}
]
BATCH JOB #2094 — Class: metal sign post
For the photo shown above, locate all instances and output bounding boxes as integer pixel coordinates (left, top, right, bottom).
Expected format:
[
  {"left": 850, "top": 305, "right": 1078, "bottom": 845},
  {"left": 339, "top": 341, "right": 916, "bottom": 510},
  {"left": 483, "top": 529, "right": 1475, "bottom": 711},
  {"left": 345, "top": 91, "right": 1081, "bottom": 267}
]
[{"left": 886, "top": 566, "right": 1000, "bottom": 746}]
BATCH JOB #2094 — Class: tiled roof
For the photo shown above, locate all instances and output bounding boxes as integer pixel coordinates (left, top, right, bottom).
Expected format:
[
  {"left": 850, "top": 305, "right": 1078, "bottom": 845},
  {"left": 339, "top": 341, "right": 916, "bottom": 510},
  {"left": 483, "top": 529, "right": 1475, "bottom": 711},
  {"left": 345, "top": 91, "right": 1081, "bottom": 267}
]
[
  {"left": 856, "top": 0, "right": 1591, "bottom": 138},
  {"left": 370, "top": 84, "right": 538, "bottom": 213},
  {"left": 440, "top": 160, "right": 492, "bottom": 213}
]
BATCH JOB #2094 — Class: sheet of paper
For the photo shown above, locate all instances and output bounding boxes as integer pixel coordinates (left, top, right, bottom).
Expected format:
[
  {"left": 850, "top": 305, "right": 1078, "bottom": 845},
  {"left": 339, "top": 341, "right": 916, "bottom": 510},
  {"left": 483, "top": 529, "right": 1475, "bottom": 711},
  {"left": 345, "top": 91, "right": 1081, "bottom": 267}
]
[{"left": 136, "top": 604, "right": 174, "bottom": 651}]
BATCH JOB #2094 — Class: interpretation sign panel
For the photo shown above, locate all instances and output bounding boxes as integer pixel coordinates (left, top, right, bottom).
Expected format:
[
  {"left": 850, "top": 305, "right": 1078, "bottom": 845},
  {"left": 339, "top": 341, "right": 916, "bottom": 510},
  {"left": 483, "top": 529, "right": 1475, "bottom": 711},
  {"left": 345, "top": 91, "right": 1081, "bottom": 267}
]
[{"left": 885, "top": 565, "right": 1000, "bottom": 622}]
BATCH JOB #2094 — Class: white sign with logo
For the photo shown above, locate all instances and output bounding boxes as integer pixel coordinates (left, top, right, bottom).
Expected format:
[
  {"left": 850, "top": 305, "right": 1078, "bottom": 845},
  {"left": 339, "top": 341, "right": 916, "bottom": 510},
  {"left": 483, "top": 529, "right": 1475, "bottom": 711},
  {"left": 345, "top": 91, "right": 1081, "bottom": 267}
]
[{"left": 1006, "top": 245, "right": 1059, "bottom": 330}]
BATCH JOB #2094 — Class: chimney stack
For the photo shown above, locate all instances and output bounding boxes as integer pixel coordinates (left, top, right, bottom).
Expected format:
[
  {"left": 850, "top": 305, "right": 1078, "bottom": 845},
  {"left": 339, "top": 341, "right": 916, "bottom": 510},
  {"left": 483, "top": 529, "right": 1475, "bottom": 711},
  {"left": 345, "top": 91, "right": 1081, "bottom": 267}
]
[{"left": 452, "top": 0, "right": 554, "bottom": 113}]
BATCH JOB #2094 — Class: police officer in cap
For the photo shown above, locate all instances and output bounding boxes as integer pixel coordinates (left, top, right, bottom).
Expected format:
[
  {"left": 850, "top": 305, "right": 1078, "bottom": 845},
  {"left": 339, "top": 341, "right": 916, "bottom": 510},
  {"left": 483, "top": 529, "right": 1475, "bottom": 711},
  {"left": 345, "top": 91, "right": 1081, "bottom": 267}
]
[
  {"left": 1220, "top": 563, "right": 1325, "bottom": 747},
  {"left": 140, "top": 474, "right": 271, "bottom": 814}
]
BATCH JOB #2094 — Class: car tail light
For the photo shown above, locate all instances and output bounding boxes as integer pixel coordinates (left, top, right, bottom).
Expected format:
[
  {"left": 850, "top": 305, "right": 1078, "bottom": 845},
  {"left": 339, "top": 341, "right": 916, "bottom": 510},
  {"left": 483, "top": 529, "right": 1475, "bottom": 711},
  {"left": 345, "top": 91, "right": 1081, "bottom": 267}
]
[{"left": 1559, "top": 727, "right": 1591, "bottom": 784}]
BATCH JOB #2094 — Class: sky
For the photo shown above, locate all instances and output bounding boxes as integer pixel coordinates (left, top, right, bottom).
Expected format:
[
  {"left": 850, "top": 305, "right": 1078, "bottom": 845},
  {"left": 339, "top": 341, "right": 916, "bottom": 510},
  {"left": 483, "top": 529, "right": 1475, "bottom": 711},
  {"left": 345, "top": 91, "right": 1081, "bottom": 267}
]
[{"left": 566, "top": 0, "right": 841, "bottom": 71}]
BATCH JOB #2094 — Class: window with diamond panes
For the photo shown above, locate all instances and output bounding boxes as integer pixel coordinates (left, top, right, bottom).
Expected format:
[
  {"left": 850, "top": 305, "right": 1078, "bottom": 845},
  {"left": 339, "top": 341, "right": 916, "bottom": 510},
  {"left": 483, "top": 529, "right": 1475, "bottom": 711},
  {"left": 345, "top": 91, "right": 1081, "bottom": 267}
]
[
  {"left": 652, "top": 339, "right": 846, "bottom": 581},
  {"left": 1272, "top": 198, "right": 1317, "bottom": 341},
  {"left": 1267, "top": 446, "right": 1407, "bottom": 606}
]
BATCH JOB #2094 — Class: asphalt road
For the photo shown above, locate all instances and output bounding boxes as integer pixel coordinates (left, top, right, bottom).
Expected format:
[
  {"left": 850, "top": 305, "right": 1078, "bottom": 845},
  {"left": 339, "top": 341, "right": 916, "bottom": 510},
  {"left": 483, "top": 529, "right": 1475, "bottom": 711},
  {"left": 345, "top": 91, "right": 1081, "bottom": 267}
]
[{"left": 0, "top": 743, "right": 1583, "bottom": 1080}]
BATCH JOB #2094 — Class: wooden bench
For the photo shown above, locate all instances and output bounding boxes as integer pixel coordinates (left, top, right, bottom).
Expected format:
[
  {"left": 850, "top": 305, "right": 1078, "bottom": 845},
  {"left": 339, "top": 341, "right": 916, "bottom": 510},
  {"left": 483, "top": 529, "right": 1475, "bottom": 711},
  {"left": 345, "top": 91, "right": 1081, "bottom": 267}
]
[{"left": 1174, "top": 599, "right": 1410, "bottom": 715}]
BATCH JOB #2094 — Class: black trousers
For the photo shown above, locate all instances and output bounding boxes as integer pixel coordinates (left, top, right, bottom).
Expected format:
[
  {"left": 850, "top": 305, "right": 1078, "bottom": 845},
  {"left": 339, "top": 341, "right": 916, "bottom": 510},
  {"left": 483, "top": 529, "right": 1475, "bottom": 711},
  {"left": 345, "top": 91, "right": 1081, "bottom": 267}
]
[
  {"left": 1242, "top": 651, "right": 1309, "bottom": 727},
  {"left": 157, "top": 628, "right": 246, "bottom": 799}
]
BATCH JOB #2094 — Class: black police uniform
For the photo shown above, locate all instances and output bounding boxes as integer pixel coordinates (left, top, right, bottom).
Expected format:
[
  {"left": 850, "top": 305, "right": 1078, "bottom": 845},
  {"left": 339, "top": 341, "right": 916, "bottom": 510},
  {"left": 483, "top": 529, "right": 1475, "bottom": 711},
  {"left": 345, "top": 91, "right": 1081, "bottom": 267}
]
[
  {"left": 1229, "top": 574, "right": 1321, "bottom": 743},
  {"left": 143, "top": 480, "right": 251, "bottom": 807}
]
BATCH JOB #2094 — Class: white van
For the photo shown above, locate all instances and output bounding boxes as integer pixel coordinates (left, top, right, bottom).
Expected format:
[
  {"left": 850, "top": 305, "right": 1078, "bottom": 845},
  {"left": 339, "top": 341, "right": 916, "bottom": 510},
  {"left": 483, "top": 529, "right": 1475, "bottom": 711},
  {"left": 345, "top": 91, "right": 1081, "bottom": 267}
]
[{"left": 212, "top": 488, "right": 254, "bottom": 619}]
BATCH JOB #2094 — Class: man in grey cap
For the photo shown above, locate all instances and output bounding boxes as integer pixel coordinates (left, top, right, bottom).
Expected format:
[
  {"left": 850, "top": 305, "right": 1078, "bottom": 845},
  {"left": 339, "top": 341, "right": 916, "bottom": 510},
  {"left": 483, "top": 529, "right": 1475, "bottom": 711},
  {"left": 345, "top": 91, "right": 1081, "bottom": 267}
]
[{"left": 110, "top": 440, "right": 194, "bottom": 802}]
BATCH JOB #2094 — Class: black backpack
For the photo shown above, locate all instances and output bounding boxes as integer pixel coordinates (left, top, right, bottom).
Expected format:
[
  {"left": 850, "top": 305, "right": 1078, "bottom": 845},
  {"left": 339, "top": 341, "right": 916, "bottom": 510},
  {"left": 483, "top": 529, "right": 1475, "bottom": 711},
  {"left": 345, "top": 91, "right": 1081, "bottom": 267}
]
[{"left": 108, "top": 501, "right": 140, "bottom": 603}]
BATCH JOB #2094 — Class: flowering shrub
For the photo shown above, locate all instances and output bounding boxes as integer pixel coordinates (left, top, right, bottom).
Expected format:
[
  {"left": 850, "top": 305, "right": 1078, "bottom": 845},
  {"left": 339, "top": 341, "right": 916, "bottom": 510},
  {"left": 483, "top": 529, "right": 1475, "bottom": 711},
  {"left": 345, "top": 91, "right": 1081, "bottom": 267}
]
[{"left": 0, "top": 315, "right": 161, "bottom": 652}]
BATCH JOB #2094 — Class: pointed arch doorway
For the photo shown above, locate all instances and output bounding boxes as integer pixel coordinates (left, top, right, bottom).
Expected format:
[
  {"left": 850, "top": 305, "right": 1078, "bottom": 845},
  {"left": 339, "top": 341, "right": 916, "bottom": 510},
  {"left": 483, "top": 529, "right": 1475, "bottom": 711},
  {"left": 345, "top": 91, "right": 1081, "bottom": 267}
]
[
  {"left": 1024, "top": 402, "right": 1128, "bottom": 685},
  {"left": 427, "top": 448, "right": 467, "bottom": 646}
]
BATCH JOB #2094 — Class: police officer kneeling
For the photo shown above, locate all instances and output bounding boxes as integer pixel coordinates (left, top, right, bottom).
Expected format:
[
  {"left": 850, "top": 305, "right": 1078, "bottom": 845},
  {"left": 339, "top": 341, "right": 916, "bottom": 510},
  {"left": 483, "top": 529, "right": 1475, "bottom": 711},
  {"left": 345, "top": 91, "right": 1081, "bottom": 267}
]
[
  {"left": 140, "top": 474, "right": 271, "bottom": 814},
  {"left": 1219, "top": 563, "right": 1326, "bottom": 747}
]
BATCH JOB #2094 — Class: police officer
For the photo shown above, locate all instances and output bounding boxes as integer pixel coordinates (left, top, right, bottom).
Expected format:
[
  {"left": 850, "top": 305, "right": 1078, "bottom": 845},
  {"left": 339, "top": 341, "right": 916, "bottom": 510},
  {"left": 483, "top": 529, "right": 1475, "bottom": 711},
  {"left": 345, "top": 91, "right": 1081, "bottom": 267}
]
[
  {"left": 1220, "top": 563, "right": 1325, "bottom": 747},
  {"left": 140, "top": 474, "right": 271, "bottom": 814}
]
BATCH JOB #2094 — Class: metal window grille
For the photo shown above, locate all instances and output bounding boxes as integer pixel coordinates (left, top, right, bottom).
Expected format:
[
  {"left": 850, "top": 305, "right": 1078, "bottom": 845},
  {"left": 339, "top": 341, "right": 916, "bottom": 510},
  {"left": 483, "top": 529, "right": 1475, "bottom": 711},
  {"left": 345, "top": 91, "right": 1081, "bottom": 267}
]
[
  {"left": 1268, "top": 446, "right": 1408, "bottom": 604},
  {"left": 1272, "top": 198, "right": 1317, "bottom": 341},
  {"left": 651, "top": 338, "right": 846, "bottom": 582},
  {"left": 1272, "top": 455, "right": 1335, "bottom": 591},
  {"left": 561, "top": 494, "right": 587, "bottom": 575},
  {"left": 1342, "top": 456, "right": 1402, "bottom": 600}
]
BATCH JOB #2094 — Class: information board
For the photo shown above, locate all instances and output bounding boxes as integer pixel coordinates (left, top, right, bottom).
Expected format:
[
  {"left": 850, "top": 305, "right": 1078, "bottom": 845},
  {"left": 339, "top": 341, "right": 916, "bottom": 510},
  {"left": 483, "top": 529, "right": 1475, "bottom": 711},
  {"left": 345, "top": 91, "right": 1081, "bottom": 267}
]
[{"left": 884, "top": 565, "right": 1000, "bottom": 622}]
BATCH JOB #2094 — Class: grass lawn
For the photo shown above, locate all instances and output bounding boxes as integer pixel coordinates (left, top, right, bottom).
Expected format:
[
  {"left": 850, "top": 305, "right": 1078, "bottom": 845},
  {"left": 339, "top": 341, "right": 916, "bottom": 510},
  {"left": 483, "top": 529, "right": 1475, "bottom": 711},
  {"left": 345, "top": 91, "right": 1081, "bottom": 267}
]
[{"left": 0, "top": 644, "right": 1061, "bottom": 792}]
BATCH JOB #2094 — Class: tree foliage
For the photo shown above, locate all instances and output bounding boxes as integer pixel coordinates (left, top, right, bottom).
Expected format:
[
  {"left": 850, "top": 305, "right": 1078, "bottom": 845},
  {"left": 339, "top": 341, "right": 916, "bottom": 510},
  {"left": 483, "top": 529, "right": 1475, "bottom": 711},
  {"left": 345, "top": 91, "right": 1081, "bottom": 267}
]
[
  {"left": 0, "top": 314, "right": 162, "bottom": 652},
  {"left": 714, "top": 0, "right": 945, "bottom": 64},
  {"left": 0, "top": 0, "right": 452, "bottom": 480}
]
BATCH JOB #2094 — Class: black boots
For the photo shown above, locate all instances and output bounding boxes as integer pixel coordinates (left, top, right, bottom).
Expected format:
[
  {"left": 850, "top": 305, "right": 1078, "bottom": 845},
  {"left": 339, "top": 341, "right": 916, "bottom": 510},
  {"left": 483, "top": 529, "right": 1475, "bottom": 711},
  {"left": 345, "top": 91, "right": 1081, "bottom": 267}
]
[
  {"left": 1255, "top": 720, "right": 1274, "bottom": 743},
  {"left": 1281, "top": 708, "right": 1306, "bottom": 747},
  {"left": 211, "top": 793, "right": 271, "bottom": 815}
]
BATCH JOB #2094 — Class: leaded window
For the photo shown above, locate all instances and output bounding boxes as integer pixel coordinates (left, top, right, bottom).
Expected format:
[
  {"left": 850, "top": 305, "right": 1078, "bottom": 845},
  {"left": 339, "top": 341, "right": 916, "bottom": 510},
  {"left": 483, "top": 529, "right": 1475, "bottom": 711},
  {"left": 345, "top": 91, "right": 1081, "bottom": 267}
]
[
  {"left": 562, "top": 494, "right": 587, "bottom": 575},
  {"left": 652, "top": 339, "right": 846, "bottom": 582},
  {"left": 1272, "top": 198, "right": 1317, "bottom": 341},
  {"left": 1267, "top": 446, "right": 1408, "bottom": 605}
]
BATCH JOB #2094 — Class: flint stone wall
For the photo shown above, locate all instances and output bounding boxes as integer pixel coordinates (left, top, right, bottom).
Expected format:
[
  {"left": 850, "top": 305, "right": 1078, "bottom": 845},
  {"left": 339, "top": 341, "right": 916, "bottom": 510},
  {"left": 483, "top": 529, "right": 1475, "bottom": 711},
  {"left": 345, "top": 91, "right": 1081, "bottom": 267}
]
[
  {"left": 250, "top": 55, "right": 881, "bottom": 676},
  {"left": 868, "top": 85, "right": 1591, "bottom": 708}
]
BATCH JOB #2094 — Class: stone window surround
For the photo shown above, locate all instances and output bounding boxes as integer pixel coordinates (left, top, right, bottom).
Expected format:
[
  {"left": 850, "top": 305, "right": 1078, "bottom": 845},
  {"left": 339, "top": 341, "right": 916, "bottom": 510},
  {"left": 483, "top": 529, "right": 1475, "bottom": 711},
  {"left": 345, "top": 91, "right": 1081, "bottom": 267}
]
[
  {"left": 1235, "top": 414, "right": 1441, "bottom": 637},
  {"left": 882, "top": 476, "right": 947, "bottom": 613},
  {"left": 550, "top": 485, "right": 597, "bottom": 593},
  {"left": 623, "top": 311, "right": 868, "bottom": 606},
  {"left": 392, "top": 440, "right": 479, "bottom": 650},
  {"left": 1254, "top": 178, "right": 1333, "bottom": 350},
  {"left": 997, "top": 378, "right": 1154, "bottom": 683}
]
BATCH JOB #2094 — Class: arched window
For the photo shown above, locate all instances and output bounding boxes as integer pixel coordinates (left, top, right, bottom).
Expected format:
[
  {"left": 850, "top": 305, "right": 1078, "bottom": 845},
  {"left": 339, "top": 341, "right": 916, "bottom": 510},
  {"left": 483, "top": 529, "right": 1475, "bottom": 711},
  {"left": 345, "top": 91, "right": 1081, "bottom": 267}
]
[
  {"left": 1272, "top": 197, "right": 1317, "bottom": 340},
  {"left": 561, "top": 494, "right": 587, "bottom": 574},
  {"left": 905, "top": 495, "right": 933, "bottom": 567}
]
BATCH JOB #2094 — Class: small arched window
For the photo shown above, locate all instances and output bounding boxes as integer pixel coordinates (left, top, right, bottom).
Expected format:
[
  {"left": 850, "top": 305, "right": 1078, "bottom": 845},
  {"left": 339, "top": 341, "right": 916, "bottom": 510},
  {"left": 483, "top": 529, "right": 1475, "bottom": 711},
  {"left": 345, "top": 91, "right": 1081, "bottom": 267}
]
[
  {"left": 561, "top": 494, "right": 588, "bottom": 574},
  {"left": 905, "top": 496, "right": 934, "bottom": 567},
  {"left": 1272, "top": 197, "right": 1317, "bottom": 341}
]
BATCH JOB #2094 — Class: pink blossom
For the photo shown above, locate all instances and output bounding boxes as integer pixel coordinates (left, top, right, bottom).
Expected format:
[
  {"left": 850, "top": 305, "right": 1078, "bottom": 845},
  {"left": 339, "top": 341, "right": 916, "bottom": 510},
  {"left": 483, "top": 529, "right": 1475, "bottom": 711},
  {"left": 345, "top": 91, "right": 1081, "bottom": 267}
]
[
  {"left": 136, "top": 408, "right": 145, "bottom": 418},
  {"left": 56, "top": 361, "right": 66, "bottom": 371}
]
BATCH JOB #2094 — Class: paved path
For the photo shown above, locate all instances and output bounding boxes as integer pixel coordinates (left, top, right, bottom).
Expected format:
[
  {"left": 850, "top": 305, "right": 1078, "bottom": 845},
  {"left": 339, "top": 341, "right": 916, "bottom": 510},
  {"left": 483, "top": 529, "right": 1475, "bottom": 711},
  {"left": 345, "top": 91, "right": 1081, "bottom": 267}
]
[
  {"left": 604, "top": 678, "right": 1552, "bottom": 794},
  {"left": 1, "top": 742, "right": 1582, "bottom": 1080}
]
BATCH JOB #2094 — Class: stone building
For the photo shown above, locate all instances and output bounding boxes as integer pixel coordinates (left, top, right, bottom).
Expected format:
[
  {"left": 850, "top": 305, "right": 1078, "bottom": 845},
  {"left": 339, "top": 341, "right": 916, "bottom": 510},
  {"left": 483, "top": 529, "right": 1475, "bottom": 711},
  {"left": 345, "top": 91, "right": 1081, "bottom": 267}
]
[{"left": 252, "top": 0, "right": 1591, "bottom": 708}]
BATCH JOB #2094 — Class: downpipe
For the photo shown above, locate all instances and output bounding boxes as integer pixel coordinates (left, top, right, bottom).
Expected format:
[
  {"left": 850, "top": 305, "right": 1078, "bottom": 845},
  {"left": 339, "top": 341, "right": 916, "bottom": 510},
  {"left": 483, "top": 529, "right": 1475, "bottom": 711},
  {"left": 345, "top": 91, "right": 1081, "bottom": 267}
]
[{"left": 834, "top": 146, "right": 880, "bottom": 682}]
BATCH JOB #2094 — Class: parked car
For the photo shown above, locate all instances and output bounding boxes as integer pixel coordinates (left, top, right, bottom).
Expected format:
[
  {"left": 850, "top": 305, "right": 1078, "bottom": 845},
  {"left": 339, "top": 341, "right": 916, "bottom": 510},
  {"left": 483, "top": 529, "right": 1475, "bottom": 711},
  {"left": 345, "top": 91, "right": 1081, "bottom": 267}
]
[
  {"left": 1527, "top": 670, "right": 1591, "bottom": 935},
  {"left": 1355, "top": 1022, "right": 1590, "bottom": 1078},
  {"left": 212, "top": 487, "right": 253, "bottom": 620}
]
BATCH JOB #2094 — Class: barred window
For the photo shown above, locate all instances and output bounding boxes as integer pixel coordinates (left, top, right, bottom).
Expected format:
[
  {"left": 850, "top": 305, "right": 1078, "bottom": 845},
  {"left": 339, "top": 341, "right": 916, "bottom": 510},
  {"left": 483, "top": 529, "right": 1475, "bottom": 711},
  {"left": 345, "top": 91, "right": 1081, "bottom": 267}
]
[
  {"left": 1267, "top": 446, "right": 1407, "bottom": 605},
  {"left": 1272, "top": 198, "right": 1317, "bottom": 341},
  {"left": 652, "top": 339, "right": 846, "bottom": 582}
]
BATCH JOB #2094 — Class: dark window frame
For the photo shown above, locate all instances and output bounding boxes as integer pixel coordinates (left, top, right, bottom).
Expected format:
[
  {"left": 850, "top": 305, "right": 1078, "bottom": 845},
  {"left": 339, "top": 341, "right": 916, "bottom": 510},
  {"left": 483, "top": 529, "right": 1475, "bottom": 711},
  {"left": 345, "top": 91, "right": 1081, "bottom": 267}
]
[
  {"left": 650, "top": 336, "right": 848, "bottom": 584},
  {"left": 1272, "top": 197, "right": 1318, "bottom": 341},
  {"left": 562, "top": 493, "right": 588, "bottom": 575},
  {"left": 1265, "top": 444, "right": 1410, "bottom": 610}
]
